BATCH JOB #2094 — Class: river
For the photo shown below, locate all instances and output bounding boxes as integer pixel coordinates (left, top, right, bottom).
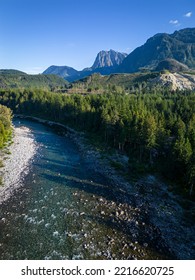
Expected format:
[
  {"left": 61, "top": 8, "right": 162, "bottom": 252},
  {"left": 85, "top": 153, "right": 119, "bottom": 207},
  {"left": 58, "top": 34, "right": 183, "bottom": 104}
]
[{"left": 0, "top": 119, "right": 193, "bottom": 260}]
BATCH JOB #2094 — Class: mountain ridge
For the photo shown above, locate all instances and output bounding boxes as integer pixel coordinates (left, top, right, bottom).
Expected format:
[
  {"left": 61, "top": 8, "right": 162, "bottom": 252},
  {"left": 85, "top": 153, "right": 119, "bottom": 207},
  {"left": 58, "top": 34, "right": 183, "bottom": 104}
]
[
  {"left": 0, "top": 70, "right": 68, "bottom": 91},
  {"left": 118, "top": 28, "right": 195, "bottom": 73},
  {"left": 3, "top": 28, "right": 195, "bottom": 84},
  {"left": 43, "top": 49, "right": 127, "bottom": 82},
  {"left": 43, "top": 28, "right": 195, "bottom": 81}
]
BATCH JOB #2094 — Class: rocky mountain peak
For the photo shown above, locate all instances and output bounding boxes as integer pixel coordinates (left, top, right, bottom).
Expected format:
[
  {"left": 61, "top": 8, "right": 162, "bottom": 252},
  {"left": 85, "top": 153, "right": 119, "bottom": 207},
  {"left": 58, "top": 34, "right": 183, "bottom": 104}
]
[{"left": 91, "top": 49, "right": 127, "bottom": 69}]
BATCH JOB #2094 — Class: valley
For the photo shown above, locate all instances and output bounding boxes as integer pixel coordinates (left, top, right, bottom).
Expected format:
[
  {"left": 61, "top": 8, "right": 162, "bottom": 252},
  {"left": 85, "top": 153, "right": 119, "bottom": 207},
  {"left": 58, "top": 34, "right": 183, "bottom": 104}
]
[{"left": 0, "top": 27, "right": 195, "bottom": 260}]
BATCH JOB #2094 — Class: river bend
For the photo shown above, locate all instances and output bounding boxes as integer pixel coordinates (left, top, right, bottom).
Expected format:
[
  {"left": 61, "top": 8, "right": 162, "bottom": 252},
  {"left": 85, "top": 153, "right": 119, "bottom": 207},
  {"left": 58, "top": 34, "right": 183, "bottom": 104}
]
[{"left": 0, "top": 119, "right": 188, "bottom": 259}]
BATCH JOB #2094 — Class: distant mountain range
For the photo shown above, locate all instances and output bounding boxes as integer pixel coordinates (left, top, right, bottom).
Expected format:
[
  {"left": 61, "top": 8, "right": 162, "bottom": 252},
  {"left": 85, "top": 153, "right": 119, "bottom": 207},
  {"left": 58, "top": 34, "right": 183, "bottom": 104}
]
[
  {"left": 43, "top": 28, "right": 195, "bottom": 81},
  {"left": 1, "top": 28, "right": 195, "bottom": 93},
  {"left": 43, "top": 50, "right": 127, "bottom": 82},
  {"left": 118, "top": 28, "right": 195, "bottom": 73},
  {"left": 43, "top": 65, "right": 79, "bottom": 81}
]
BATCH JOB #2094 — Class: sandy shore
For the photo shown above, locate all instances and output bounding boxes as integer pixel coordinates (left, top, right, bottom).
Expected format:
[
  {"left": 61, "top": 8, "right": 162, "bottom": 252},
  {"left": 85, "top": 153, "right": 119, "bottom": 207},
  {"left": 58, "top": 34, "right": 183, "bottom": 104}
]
[{"left": 0, "top": 125, "right": 37, "bottom": 204}]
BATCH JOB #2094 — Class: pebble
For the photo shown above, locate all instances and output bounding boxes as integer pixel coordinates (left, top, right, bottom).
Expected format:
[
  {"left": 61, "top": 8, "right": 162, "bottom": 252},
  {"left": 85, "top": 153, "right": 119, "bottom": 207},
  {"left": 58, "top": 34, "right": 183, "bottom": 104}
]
[
  {"left": 1, "top": 119, "right": 193, "bottom": 260},
  {"left": 53, "top": 231, "right": 59, "bottom": 237},
  {"left": 0, "top": 126, "right": 37, "bottom": 204},
  {"left": 80, "top": 212, "right": 85, "bottom": 216}
]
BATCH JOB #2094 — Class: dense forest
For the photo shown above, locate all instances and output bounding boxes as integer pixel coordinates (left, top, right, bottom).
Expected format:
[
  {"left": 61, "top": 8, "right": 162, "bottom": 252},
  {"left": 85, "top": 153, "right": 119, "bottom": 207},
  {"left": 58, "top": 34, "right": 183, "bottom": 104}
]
[
  {"left": 0, "top": 104, "right": 12, "bottom": 149},
  {"left": 0, "top": 70, "right": 68, "bottom": 92},
  {"left": 0, "top": 104, "right": 12, "bottom": 184},
  {"left": 0, "top": 88, "right": 195, "bottom": 197}
]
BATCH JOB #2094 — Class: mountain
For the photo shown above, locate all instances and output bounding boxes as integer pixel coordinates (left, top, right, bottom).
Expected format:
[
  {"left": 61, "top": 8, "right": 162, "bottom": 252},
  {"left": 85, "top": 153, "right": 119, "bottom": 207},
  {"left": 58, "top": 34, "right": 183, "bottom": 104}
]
[
  {"left": 0, "top": 69, "right": 68, "bottom": 91},
  {"left": 91, "top": 49, "right": 127, "bottom": 69},
  {"left": 155, "top": 59, "right": 189, "bottom": 72},
  {"left": 43, "top": 65, "right": 79, "bottom": 80},
  {"left": 0, "top": 69, "right": 27, "bottom": 75},
  {"left": 118, "top": 28, "right": 195, "bottom": 73},
  {"left": 43, "top": 28, "right": 195, "bottom": 81},
  {"left": 43, "top": 49, "right": 127, "bottom": 82}
]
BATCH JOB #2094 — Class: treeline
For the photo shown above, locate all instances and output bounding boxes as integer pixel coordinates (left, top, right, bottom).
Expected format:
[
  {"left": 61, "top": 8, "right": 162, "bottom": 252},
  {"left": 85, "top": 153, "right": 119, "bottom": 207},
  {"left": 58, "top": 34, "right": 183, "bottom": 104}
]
[
  {"left": 0, "top": 88, "right": 195, "bottom": 196},
  {"left": 0, "top": 104, "right": 12, "bottom": 148},
  {"left": 0, "top": 70, "right": 68, "bottom": 92}
]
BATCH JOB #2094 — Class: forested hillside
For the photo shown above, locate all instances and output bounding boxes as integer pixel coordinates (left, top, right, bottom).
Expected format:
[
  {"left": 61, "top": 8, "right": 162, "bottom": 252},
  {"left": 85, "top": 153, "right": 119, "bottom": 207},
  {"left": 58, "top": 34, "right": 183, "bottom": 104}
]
[
  {"left": 0, "top": 104, "right": 12, "bottom": 149},
  {"left": 0, "top": 70, "right": 68, "bottom": 92},
  {"left": 0, "top": 88, "right": 194, "bottom": 197},
  {"left": 0, "top": 104, "right": 12, "bottom": 184},
  {"left": 118, "top": 28, "right": 195, "bottom": 73},
  {"left": 68, "top": 72, "right": 195, "bottom": 94}
]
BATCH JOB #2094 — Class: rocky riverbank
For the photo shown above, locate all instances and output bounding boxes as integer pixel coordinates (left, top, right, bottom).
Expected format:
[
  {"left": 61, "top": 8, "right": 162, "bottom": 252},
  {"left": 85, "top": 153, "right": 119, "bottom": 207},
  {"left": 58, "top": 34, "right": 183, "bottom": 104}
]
[
  {"left": 2, "top": 115, "right": 195, "bottom": 259},
  {"left": 67, "top": 124, "right": 195, "bottom": 259},
  {"left": 0, "top": 125, "right": 37, "bottom": 204},
  {"left": 14, "top": 115, "right": 131, "bottom": 192}
]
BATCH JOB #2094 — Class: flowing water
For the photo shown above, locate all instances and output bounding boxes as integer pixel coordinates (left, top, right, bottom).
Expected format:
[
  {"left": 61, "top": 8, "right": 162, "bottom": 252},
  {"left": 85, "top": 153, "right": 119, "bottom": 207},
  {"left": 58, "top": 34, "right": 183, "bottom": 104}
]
[{"left": 0, "top": 119, "right": 174, "bottom": 260}]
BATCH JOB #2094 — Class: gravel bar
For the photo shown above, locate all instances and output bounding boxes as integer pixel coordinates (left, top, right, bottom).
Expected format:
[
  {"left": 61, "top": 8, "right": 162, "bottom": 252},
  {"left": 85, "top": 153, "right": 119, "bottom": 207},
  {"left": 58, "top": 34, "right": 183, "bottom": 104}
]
[{"left": 0, "top": 125, "right": 37, "bottom": 204}]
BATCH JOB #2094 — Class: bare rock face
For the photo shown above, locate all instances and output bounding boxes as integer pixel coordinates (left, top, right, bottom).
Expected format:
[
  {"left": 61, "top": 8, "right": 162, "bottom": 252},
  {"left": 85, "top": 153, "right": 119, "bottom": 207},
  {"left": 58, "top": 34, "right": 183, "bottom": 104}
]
[
  {"left": 91, "top": 49, "right": 127, "bottom": 69},
  {"left": 150, "top": 72, "right": 195, "bottom": 91}
]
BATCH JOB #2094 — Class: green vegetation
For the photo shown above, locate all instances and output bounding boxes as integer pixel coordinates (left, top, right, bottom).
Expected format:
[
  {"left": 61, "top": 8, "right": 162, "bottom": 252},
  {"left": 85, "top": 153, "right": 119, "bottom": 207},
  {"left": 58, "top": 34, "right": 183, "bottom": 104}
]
[
  {"left": 69, "top": 71, "right": 195, "bottom": 95},
  {"left": 118, "top": 28, "right": 195, "bottom": 73},
  {"left": 0, "top": 104, "right": 12, "bottom": 185},
  {"left": 68, "top": 72, "right": 160, "bottom": 94},
  {"left": 0, "top": 87, "right": 195, "bottom": 197},
  {"left": 155, "top": 59, "right": 189, "bottom": 72},
  {"left": 0, "top": 70, "right": 68, "bottom": 92},
  {"left": 0, "top": 104, "right": 12, "bottom": 149}
]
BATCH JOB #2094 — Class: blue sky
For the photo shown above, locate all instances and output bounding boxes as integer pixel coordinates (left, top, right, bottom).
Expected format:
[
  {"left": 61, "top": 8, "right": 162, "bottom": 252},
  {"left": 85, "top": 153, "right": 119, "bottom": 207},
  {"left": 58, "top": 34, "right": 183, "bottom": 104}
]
[{"left": 0, "top": 0, "right": 194, "bottom": 74}]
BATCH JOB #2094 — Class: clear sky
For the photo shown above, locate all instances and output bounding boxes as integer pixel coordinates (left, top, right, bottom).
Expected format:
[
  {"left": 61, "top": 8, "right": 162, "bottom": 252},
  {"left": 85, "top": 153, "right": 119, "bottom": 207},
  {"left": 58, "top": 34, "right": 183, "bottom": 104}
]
[{"left": 0, "top": 0, "right": 194, "bottom": 74}]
